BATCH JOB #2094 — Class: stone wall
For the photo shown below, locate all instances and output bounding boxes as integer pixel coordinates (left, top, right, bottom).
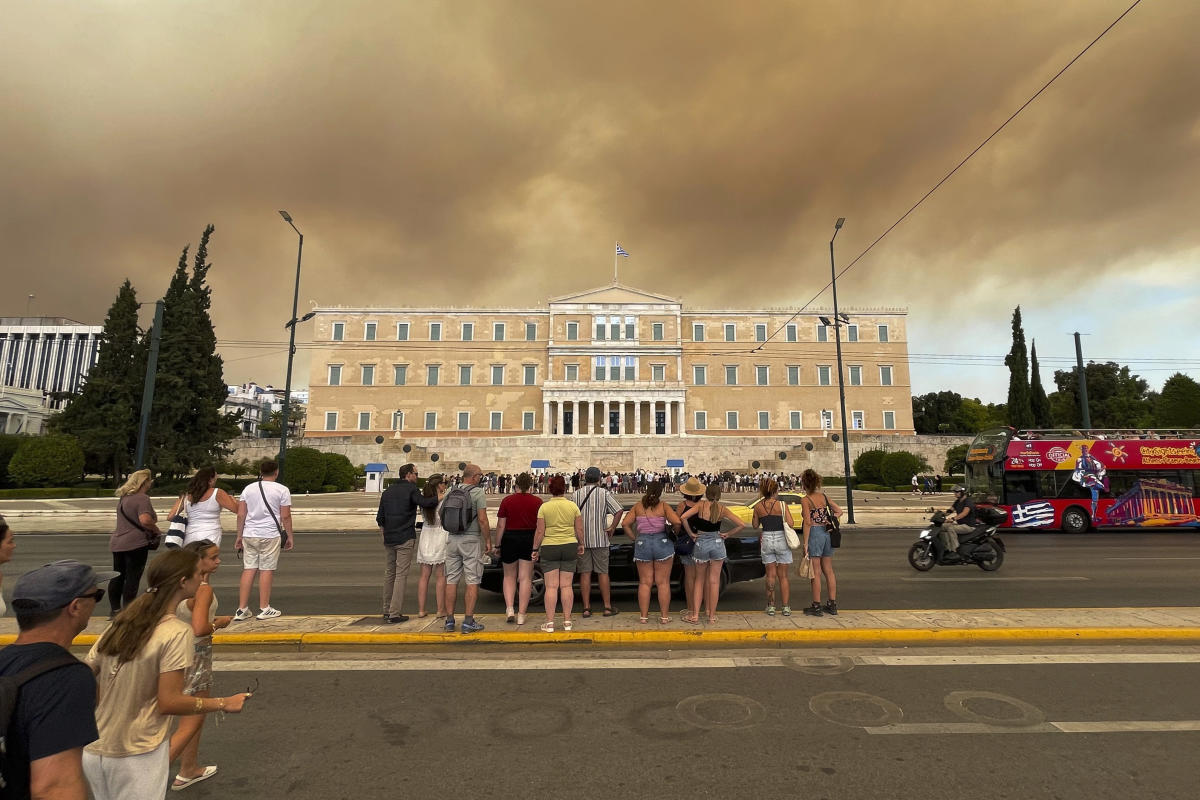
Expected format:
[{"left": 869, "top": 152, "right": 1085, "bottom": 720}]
[{"left": 231, "top": 432, "right": 970, "bottom": 476}]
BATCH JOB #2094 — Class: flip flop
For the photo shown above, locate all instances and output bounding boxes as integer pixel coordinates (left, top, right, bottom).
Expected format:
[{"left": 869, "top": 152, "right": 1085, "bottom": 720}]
[
  {"left": 581, "top": 608, "right": 592, "bottom": 618},
  {"left": 602, "top": 607, "right": 620, "bottom": 617},
  {"left": 172, "top": 765, "right": 218, "bottom": 791}
]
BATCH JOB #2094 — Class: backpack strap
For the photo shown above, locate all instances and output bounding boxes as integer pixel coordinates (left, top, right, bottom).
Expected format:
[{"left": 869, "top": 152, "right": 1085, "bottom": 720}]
[{"left": 8, "top": 652, "right": 83, "bottom": 691}]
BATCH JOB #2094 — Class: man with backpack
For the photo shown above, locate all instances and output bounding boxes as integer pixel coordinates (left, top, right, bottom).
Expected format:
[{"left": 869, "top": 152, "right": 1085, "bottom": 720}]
[
  {"left": 0, "top": 560, "right": 117, "bottom": 800},
  {"left": 376, "top": 463, "right": 440, "bottom": 623},
  {"left": 441, "top": 464, "right": 491, "bottom": 633}
]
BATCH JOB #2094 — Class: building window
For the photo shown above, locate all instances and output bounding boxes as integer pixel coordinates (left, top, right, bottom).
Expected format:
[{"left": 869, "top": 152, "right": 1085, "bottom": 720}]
[
  {"left": 755, "top": 324, "right": 767, "bottom": 342},
  {"left": 427, "top": 365, "right": 440, "bottom": 386},
  {"left": 523, "top": 411, "right": 535, "bottom": 431},
  {"left": 392, "top": 411, "right": 404, "bottom": 431},
  {"left": 325, "top": 411, "right": 338, "bottom": 430},
  {"left": 567, "top": 321, "right": 579, "bottom": 341},
  {"left": 652, "top": 322, "right": 664, "bottom": 341},
  {"left": 726, "top": 411, "right": 739, "bottom": 430},
  {"left": 594, "top": 357, "right": 605, "bottom": 381},
  {"left": 566, "top": 364, "right": 579, "bottom": 382},
  {"left": 461, "top": 323, "right": 474, "bottom": 341},
  {"left": 880, "top": 365, "right": 894, "bottom": 386},
  {"left": 457, "top": 412, "right": 470, "bottom": 431},
  {"left": 847, "top": 324, "right": 858, "bottom": 343},
  {"left": 693, "top": 365, "right": 707, "bottom": 385},
  {"left": 459, "top": 365, "right": 472, "bottom": 385},
  {"left": 786, "top": 324, "right": 797, "bottom": 342},
  {"left": 393, "top": 365, "right": 407, "bottom": 386},
  {"left": 425, "top": 411, "right": 437, "bottom": 430},
  {"left": 821, "top": 409, "right": 833, "bottom": 429},
  {"left": 526, "top": 322, "right": 537, "bottom": 341},
  {"left": 396, "top": 322, "right": 409, "bottom": 341},
  {"left": 817, "top": 324, "right": 828, "bottom": 343},
  {"left": 491, "top": 365, "right": 504, "bottom": 385},
  {"left": 493, "top": 322, "right": 505, "bottom": 342},
  {"left": 787, "top": 365, "right": 800, "bottom": 386},
  {"left": 595, "top": 317, "right": 606, "bottom": 341},
  {"left": 695, "top": 411, "right": 707, "bottom": 430},
  {"left": 693, "top": 323, "right": 705, "bottom": 342},
  {"left": 790, "top": 410, "right": 802, "bottom": 430},
  {"left": 624, "top": 356, "right": 635, "bottom": 381},
  {"left": 523, "top": 364, "right": 536, "bottom": 385},
  {"left": 610, "top": 316, "right": 621, "bottom": 340},
  {"left": 358, "top": 411, "right": 371, "bottom": 430},
  {"left": 608, "top": 356, "right": 620, "bottom": 381},
  {"left": 724, "top": 323, "right": 736, "bottom": 342},
  {"left": 361, "top": 365, "right": 375, "bottom": 386},
  {"left": 818, "top": 365, "right": 831, "bottom": 386},
  {"left": 755, "top": 365, "right": 768, "bottom": 386},
  {"left": 429, "top": 323, "right": 442, "bottom": 342},
  {"left": 883, "top": 410, "right": 896, "bottom": 430},
  {"left": 852, "top": 410, "right": 864, "bottom": 429},
  {"left": 490, "top": 411, "right": 502, "bottom": 431},
  {"left": 625, "top": 316, "right": 635, "bottom": 340},
  {"left": 878, "top": 324, "right": 890, "bottom": 343},
  {"left": 332, "top": 322, "right": 345, "bottom": 341},
  {"left": 364, "top": 322, "right": 377, "bottom": 341},
  {"left": 849, "top": 365, "right": 862, "bottom": 386},
  {"left": 758, "top": 411, "right": 769, "bottom": 430},
  {"left": 652, "top": 364, "right": 665, "bottom": 382},
  {"left": 725, "top": 365, "right": 738, "bottom": 386},
  {"left": 328, "top": 365, "right": 342, "bottom": 386}
]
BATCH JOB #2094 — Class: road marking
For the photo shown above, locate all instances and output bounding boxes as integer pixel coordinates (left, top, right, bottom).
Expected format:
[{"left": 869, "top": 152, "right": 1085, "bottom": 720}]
[
  {"left": 1105, "top": 557, "right": 1200, "bottom": 561},
  {"left": 870, "top": 653, "right": 1200, "bottom": 666},
  {"left": 865, "top": 721, "right": 1200, "bottom": 735},
  {"left": 901, "top": 576, "right": 1089, "bottom": 582}
]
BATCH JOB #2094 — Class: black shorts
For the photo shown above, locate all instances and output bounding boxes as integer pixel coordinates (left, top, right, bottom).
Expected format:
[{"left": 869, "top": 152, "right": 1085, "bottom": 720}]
[{"left": 500, "top": 530, "right": 534, "bottom": 563}]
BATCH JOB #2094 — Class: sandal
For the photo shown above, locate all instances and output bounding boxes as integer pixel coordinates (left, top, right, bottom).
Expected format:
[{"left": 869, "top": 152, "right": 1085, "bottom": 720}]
[
  {"left": 659, "top": 616, "right": 671, "bottom": 624},
  {"left": 538, "top": 621, "right": 555, "bottom": 633},
  {"left": 602, "top": 607, "right": 620, "bottom": 617},
  {"left": 172, "top": 766, "right": 218, "bottom": 791},
  {"left": 639, "top": 616, "right": 649, "bottom": 624},
  {"left": 581, "top": 608, "right": 592, "bottom": 618},
  {"left": 563, "top": 620, "right": 574, "bottom": 631},
  {"left": 682, "top": 613, "right": 699, "bottom": 625},
  {"left": 706, "top": 616, "right": 718, "bottom": 624}
]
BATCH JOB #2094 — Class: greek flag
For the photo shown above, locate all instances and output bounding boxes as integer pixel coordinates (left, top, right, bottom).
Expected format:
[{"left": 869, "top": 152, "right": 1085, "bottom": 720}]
[
  {"left": 1010, "top": 501, "right": 1055, "bottom": 528},
  {"left": 616, "top": 243, "right": 630, "bottom": 258}
]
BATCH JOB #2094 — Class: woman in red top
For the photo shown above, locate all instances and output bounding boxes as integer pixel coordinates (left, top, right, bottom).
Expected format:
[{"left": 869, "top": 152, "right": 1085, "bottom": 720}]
[{"left": 495, "top": 473, "right": 542, "bottom": 625}]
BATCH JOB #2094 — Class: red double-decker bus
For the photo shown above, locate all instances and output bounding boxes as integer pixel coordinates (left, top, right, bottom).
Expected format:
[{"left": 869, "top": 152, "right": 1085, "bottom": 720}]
[{"left": 964, "top": 427, "right": 1200, "bottom": 533}]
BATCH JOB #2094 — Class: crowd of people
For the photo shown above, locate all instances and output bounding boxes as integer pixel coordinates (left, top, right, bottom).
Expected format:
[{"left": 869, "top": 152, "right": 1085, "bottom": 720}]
[{"left": 468, "top": 469, "right": 814, "bottom": 496}]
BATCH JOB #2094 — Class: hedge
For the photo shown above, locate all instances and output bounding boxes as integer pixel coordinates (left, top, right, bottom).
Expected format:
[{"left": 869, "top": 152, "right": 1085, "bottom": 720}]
[
  {"left": 8, "top": 435, "right": 85, "bottom": 488},
  {"left": 0, "top": 487, "right": 110, "bottom": 499}
]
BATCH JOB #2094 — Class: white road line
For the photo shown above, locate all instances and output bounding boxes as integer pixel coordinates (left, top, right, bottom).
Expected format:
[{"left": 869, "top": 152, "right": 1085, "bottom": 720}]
[
  {"left": 1104, "top": 557, "right": 1200, "bottom": 561},
  {"left": 901, "top": 576, "right": 1090, "bottom": 582},
  {"left": 866, "top": 721, "right": 1200, "bottom": 735},
  {"left": 1050, "top": 721, "right": 1200, "bottom": 733},
  {"left": 871, "top": 654, "right": 1200, "bottom": 666}
]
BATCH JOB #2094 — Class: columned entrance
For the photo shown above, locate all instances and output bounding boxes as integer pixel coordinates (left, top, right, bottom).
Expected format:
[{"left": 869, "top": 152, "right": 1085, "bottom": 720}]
[{"left": 540, "top": 394, "right": 687, "bottom": 437}]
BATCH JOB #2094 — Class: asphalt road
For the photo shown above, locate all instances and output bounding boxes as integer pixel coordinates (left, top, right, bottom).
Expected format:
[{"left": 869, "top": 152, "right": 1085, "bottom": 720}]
[
  {"left": 8, "top": 529, "right": 1200, "bottom": 614},
  {"left": 161, "top": 648, "right": 1200, "bottom": 799}
]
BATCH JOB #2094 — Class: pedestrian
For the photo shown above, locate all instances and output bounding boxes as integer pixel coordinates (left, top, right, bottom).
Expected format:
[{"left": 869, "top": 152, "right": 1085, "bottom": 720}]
[
  {"left": 673, "top": 476, "right": 706, "bottom": 623},
  {"left": 752, "top": 478, "right": 794, "bottom": 616},
  {"left": 911, "top": 474, "right": 920, "bottom": 495},
  {"left": 0, "top": 560, "right": 116, "bottom": 800},
  {"left": 415, "top": 473, "right": 449, "bottom": 619},
  {"left": 376, "top": 463, "right": 439, "bottom": 624},
  {"left": 232, "top": 459, "right": 293, "bottom": 622},
  {"left": 0, "top": 515, "right": 13, "bottom": 616},
  {"left": 623, "top": 481, "right": 680, "bottom": 624},
  {"left": 572, "top": 466, "right": 625, "bottom": 618},
  {"left": 83, "top": 550, "right": 250, "bottom": 800},
  {"left": 443, "top": 464, "right": 491, "bottom": 634},
  {"left": 679, "top": 484, "right": 745, "bottom": 624},
  {"left": 168, "top": 541, "right": 233, "bottom": 790},
  {"left": 936, "top": 474, "right": 943, "bottom": 493},
  {"left": 168, "top": 467, "right": 238, "bottom": 549},
  {"left": 532, "top": 475, "right": 583, "bottom": 632},
  {"left": 111, "top": 469, "right": 162, "bottom": 618},
  {"left": 800, "top": 469, "right": 843, "bottom": 617},
  {"left": 495, "top": 472, "right": 541, "bottom": 625}
]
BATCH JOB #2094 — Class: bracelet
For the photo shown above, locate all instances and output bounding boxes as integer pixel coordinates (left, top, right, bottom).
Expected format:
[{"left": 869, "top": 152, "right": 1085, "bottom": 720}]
[
  {"left": 218, "top": 697, "right": 226, "bottom": 711},
  {"left": 195, "top": 696, "right": 204, "bottom": 713}
]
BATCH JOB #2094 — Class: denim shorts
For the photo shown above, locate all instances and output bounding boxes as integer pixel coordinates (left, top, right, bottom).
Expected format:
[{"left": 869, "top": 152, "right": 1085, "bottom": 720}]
[
  {"left": 760, "top": 531, "right": 793, "bottom": 564},
  {"left": 807, "top": 525, "right": 833, "bottom": 558},
  {"left": 678, "top": 553, "right": 696, "bottom": 567},
  {"left": 692, "top": 535, "right": 727, "bottom": 563},
  {"left": 633, "top": 534, "right": 675, "bottom": 562}
]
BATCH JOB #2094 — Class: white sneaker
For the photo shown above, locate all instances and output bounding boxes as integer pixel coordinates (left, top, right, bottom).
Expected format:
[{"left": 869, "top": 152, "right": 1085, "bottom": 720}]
[
  {"left": 256, "top": 606, "right": 282, "bottom": 620},
  {"left": 232, "top": 607, "right": 254, "bottom": 622}
]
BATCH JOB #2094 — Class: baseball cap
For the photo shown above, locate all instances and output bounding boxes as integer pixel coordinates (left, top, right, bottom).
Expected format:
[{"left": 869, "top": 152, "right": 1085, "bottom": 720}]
[
  {"left": 12, "top": 560, "right": 120, "bottom": 612},
  {"left": 584, "top": 466, "right": 602, "bottom": 483}
]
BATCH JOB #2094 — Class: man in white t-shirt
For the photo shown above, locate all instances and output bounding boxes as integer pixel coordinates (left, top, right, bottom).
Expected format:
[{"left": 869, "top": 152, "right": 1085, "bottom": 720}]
[{"left": 233, "top": 460, "right": 293, "bottom": 621}]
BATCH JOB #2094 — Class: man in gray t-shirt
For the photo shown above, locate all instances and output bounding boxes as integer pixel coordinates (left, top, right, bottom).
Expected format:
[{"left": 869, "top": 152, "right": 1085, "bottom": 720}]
[
  {"left": 572, "top": 466, "right": 625, "bottom": 616},
  {"left": 444, "top": 464, "right": 491, "bottom": 634}
]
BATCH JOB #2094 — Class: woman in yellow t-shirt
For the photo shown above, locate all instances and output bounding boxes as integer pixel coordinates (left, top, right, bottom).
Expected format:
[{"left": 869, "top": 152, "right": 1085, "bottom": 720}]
[{"left": 532, "top": 475, "right": 583, "bottom": 633}]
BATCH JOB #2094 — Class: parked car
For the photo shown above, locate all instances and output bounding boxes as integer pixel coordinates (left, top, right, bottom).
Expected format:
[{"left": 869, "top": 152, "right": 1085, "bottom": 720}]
[
  {"left": 480, "top": 512, "right": 765, "bottom": 605},
  {"left": 726, "top": 492, "right": 805, "bottom": 526}
]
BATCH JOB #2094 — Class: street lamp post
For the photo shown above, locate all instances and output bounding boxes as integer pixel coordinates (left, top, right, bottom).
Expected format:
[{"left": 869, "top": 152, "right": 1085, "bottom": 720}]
[
  {"left": 277, "top": 211, "right": 303, "bottom": 481},
  {"left": 829, "top": 217, "right": 855, "bottom": 524}
]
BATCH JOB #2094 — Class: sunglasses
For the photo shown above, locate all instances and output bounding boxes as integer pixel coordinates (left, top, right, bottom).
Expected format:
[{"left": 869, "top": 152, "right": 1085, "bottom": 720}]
[{"left": 78, "top": 588, "right": 106, "bottom": 603}]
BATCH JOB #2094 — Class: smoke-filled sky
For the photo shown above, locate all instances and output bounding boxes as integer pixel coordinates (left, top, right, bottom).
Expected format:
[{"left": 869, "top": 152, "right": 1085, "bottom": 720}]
[{"left": 3, "top": 0, "right": 1197, "bottom": 402}]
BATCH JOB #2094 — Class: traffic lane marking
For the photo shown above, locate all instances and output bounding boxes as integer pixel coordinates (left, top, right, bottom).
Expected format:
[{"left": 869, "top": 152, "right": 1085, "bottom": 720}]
[
  {"left": 901, "top": 576, "right": 1090, "bottom": 582},
  {"left": 865, "top": 721, "right": 1200, "bottom": 735}
]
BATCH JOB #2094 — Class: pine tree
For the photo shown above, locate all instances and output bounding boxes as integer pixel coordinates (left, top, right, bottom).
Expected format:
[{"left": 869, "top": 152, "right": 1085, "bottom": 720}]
[
  {"left": 1004, "top": 306, "right": 1035, "bottom": 430},
  {"left": 1029, "top": 339, "right": 1052, "bottom": 428}
]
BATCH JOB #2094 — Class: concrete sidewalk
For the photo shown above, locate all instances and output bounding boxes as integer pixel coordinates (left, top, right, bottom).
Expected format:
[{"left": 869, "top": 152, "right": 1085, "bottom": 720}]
[{"left": 6, "top": 607, "right": 1199, "bottom": 649}]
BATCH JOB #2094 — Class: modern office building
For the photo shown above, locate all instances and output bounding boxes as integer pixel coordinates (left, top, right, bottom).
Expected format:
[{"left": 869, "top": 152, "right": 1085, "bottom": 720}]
[{"left": 0, "top": 317, "right": 102, "bottom": 409}]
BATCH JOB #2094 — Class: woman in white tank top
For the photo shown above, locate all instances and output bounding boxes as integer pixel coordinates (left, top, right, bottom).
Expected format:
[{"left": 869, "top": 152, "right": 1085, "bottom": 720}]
[{"left": 169, "top": 468, "right": 239, "bottom": 547}]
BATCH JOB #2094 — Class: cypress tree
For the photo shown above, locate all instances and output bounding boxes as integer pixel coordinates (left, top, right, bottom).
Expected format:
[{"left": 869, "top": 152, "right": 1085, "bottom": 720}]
[
  {"left": 1004, "top": 306, "right": 1035, "bottom": 430},
  {"left": 1029, "top": 339, "right": 1053, "bottom": 428}
]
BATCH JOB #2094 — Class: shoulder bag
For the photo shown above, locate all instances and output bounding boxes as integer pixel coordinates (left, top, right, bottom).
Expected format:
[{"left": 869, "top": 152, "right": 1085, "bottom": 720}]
[
  {"left": 165, "top": 495, "right": 188, "bottom": 549},
  {"left": 258, "top": 481, "right": 290, "bottom": 547},
  {"left": 780, "top": 500, "right": 801, "bottom": 550},
  {"left": 119, "top": 497, "right": 162, "bottom": 551},
  {"left": 821, "top": 494, "right": 842, "bottom": 549}
]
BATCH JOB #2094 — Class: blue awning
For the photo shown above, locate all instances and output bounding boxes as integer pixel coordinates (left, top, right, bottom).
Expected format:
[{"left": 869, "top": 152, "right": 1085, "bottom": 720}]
[
  {"left": 666, "top": 459, "right": 685, "bottom": 468},
  {"left": 530, "top": 459, "right": 551, "bottom": 468},
  {"left": 365, "top": 463, "right": 389, "bottom": 473}
]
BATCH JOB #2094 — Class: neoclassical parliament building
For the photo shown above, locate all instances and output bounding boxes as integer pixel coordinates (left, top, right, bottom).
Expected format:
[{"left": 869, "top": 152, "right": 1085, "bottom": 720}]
[{"left": 304, "top": 284, "right": 915, "bottom": 466}]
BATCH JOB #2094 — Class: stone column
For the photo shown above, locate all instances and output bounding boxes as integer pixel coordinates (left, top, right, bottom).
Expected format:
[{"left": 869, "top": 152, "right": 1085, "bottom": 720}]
[
  {"left": 542, "top": 401, "right": 551, "bottom": 435},
  {"left": 557, "top": 401, "right": 565, "bottom": 437},
  {"left": 679, "top": 398, "right": 687, "bottom": 437},
  {"left": 634, "top": 400, "right": 642, "bottom": 435},
  {"left": 602, "top": 400, "right": 610, "bottom": 436},
  {"left": 618, "top": 399, "right": 626, "bottom": 436},
  {"left": 664, "top": 401, "right": 673, "bottom": 436}
]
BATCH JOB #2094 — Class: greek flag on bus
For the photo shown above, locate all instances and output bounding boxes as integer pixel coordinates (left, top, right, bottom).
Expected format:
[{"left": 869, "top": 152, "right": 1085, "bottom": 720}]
[
  {"left": 1010, "top": 501, "right": 1055, "bottom": 528},
  {"left": 615, "top": 243, "right": 631, "bottom": 258}
]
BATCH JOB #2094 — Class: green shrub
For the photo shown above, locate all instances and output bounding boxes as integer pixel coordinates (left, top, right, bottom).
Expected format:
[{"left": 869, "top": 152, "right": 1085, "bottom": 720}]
[
  {"left": 320, "top": 453, "right": 357, "bottom": 492},
  {"left": 8, "top": 434, "right": 85, "bottom": 488},
  {"left": 943, "top": 444, "right": 969, "bottom": 475},
  {"left": 281, "top": 447, "right": 326, "bottom": 493},
  {"left": 0, "top": 487, "right": 109, "bottom": 499},
  {"left": 0, "top": 434, "right": 25, "bottom": 487},
  {"left": 320, "top": 484, "right": 338, "bottom": 493},
  {"left": 852, "top": 449, "right": 886, "bottom": 484},
  {"left": 880, "top": 450, "right": 931, "bottom": 488}
]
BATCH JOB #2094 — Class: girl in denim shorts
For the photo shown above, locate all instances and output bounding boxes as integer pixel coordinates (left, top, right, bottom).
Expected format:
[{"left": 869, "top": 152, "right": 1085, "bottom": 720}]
[
  {"left": 753, "top": 478, "right": 795, "bottom": 616},
  {"left": 800, "top": 469, "right": 843, "bottom": 617},
  {"left": 623, "top": 482, "right": 681, "bottom": 625},
  {"left": 679, "top": 484, "right": 746, "bottom": 624}
]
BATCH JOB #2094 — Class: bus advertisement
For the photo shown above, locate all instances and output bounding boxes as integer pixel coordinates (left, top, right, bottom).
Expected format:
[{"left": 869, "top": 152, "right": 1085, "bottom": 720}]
[{"left": 964, "top": 427, "right": 1200, "bottom": 533}]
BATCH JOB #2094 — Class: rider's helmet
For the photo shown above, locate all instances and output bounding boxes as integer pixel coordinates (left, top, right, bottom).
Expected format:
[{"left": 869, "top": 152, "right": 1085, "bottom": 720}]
[{"left": 953, "top": 485, "right": 967, "bottom": 494}]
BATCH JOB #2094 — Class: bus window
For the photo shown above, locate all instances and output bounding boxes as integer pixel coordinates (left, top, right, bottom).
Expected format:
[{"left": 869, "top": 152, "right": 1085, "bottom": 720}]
[{"left": 1004, "top": 472, "right": 1039, "bottom": 505}]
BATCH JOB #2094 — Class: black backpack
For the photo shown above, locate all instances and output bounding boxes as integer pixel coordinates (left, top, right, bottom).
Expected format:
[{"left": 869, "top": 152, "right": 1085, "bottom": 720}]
[
  {"left": 0, "top": 652, "right": 84, "bottom": 788},
  {"left": 439, "top": 486, "right": 476, "bottom": 534}
]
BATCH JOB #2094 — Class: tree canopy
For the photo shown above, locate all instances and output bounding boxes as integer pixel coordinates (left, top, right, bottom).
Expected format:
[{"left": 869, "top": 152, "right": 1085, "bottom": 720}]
[{"left": 1005, "top": 306, "right": 1034, "bottom": 429}]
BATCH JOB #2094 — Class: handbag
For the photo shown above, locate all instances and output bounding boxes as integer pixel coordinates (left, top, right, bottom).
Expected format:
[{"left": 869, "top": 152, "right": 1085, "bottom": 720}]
[
  {"left": 165, "top": 495, "right": 188, "bottom": 549},
  {"left": 825, "top": 501, "right": 842, "bottom": 549},
  {"left": 258, "top": 481, "right": 290, "bottom": 547},
  {"left": 119, "top": 498, "right": 162, "bottom": 551},
  {"left": 780, "top": 500, "right": 801, "bottom": 550},
  {"left": 796, "top": 554, "right": 814, "bottom": 579}
]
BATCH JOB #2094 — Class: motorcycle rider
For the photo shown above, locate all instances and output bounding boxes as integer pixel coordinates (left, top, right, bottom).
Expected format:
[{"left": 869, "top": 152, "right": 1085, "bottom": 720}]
[{"left": 940, "top": 485, "right": 977, "bottom": 559}]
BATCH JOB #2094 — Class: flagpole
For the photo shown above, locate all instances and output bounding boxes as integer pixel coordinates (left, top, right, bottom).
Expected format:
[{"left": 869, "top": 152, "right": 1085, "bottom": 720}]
[{"left": 613, "top": 241, "right": 618, "bottom": 284}]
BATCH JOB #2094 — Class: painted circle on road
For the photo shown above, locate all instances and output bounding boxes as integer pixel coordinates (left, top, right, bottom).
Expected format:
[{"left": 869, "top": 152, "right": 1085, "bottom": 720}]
[
  {"left": 783, "top": 655, "right": 855, "bottom": 675},
  {"left": 676, "top": 693, "right": 767, "bottom": 730},
  {"left": 944, "top": 691, "right": 1045, "bottom": 728},
  {"left": 809, "top": 691, "right": 903, "bottom": 728}
]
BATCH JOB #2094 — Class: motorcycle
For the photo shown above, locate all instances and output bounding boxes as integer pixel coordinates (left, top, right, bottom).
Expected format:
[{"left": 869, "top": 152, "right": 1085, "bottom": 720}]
[{"left": 907, "top": 508, "right": 1006, "bottom": 572}]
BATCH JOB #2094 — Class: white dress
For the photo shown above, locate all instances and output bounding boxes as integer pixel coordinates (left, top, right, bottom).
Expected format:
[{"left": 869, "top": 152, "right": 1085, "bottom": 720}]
[
  {"left": 416, "top": 502, "right": 448, "bottom": 565},
  {"left": 183, "top": 490, "right": 224, "bottom": 546}
]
